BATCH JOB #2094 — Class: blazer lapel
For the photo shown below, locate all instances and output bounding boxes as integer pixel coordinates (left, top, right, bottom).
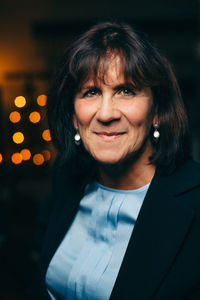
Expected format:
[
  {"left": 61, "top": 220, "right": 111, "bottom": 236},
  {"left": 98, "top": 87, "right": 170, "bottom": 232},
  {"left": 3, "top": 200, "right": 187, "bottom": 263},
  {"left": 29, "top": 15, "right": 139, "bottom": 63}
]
[{"left": 110, "top": 166, "right": 195, "bottom": 300}]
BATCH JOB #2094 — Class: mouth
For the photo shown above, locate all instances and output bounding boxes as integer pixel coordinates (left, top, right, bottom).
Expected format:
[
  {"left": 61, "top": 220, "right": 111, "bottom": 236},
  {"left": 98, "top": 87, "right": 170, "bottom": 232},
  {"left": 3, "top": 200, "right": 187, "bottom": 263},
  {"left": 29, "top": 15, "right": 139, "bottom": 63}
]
[{"left": 94, "top": 131, "right": 126, "bottom": 141}]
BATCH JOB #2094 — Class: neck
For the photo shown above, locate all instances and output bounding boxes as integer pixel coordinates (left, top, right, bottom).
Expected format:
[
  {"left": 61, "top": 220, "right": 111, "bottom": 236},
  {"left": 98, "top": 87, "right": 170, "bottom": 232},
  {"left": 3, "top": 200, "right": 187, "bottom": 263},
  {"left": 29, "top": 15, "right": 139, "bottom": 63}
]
[{"left": 97, "top": 144, "right": 156, "bottom": 190}]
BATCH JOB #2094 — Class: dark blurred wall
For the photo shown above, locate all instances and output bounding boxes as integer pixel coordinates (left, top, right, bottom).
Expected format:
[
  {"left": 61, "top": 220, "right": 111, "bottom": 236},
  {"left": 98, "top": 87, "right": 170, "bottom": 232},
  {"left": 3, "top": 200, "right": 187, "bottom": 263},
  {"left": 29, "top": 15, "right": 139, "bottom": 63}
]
[{"left": 0, "top": 0, "right": 199, "bottom": 298}]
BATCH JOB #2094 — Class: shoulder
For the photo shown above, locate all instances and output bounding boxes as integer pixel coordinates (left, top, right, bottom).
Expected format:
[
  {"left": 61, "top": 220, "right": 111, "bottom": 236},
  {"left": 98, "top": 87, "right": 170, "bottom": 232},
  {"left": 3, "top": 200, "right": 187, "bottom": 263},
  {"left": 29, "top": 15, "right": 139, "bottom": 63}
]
[
  {"left": 149, "top": 160, "right": 200, "bottom": 213},
  {"left": 172, "top": 159, "right": 200, "bottom": 194},
  {"left": 155, "top": 159, "right": 200, "bottom": 194},
  {"left": 175, "top": 159, "right": 200, "bottom": 177},
  {"left": 169, "top": 160, "right": 200, "bottom": 210}
]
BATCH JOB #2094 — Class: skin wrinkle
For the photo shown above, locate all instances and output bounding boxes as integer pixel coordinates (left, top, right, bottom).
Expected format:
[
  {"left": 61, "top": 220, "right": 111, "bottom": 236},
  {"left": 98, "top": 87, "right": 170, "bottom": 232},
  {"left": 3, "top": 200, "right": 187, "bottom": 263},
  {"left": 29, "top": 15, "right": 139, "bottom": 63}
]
[{"left": 73, "top": 57, "right": 157, "bottom": 190}]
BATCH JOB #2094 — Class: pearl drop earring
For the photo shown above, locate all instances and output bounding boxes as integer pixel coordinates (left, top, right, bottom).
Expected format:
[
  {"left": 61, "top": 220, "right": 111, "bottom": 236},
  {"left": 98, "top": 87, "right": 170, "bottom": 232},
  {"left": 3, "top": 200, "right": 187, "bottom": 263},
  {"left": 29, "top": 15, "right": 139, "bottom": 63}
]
[
  {"left": 153, "top": 124, "right": 160, "bottom": 140},
  {"left": 74, "top": 129, "right": 81, "bottom": 145}
]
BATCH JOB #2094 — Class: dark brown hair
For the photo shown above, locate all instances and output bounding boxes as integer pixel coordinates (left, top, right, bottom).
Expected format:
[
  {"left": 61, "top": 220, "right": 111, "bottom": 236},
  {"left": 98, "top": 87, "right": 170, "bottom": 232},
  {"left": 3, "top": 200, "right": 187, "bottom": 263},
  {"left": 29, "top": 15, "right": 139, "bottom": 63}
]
[{"left": 47, "top": 21, "right": 190, "bottom": 176}]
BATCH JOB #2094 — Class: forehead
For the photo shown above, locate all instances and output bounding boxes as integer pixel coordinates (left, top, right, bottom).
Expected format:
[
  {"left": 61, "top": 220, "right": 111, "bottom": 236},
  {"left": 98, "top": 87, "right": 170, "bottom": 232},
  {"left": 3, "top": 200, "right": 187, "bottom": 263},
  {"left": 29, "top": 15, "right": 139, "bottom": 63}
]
[
  {"left": 102, "top": 57, "right": 124, "bottom": 84},
  {"left": 81, "top": 56, "right": 130, "bottom": 88}
]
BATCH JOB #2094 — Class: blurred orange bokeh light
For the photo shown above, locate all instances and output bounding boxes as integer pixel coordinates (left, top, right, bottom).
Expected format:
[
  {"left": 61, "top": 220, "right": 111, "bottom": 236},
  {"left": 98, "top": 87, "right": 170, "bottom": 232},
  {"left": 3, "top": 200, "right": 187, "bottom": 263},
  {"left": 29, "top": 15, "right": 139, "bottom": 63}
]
[
  {"left": 0, "top": 153, "right": 2, "bottom": 163},
  {"left": 12, "top": 132, "right": 24, "bottom": 144},
  {"left": 11, "top": 153, "right": 23, "bottom": 164},
  {"left": 14, "top": 96, "right": 26, "bottom": 108},
  {"left": 29, "top": 111, "right": 41, "bottom": 123},
  {"left": 33, "top": 153, "right": 45, "bottom": 165},
  {"left": 42, "top": 129, "right": 51, "bottom": 141},
  {"left": 42, "top": 150, "right": 51, "bottom": 161},
  {"left": 37, "top": 94, "right": 47, "bottom": 106},
  {"left": 20, "top": 148, "right": 31, "bottom": 161},
  {"left": 9, "top": 111, "right": 21, "bottom": 123}
]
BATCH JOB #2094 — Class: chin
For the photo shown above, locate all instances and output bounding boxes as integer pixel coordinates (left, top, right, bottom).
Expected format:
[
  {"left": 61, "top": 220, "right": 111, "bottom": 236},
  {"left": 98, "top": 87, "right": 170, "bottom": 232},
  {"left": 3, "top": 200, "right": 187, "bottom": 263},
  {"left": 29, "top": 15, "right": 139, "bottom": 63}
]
[{"left": 94, "top": 154, "right": 125, "bottom": 165}]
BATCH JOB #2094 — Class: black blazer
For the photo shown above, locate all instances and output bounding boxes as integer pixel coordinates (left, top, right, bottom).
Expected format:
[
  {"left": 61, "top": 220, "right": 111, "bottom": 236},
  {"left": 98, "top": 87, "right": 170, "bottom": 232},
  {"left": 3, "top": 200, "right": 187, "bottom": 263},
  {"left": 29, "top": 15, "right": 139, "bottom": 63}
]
[{"left": 39, "top": 160, "right": 200, "bottom": 300}]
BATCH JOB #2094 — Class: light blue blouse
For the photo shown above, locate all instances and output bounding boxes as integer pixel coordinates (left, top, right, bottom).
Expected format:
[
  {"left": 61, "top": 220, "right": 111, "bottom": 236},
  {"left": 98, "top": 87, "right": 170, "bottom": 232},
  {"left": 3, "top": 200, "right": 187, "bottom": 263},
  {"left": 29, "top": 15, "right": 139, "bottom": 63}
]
[{"left": 46, "top": 181, "right": 149, "bottom": 300}]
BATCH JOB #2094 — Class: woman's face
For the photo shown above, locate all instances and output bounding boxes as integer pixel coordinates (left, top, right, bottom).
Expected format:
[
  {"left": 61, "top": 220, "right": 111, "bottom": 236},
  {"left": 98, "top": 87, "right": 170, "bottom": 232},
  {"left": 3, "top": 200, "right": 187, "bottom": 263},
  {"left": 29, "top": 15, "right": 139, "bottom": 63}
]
[{"left": 73, "top": 58, "right": 156, "bottom": 164}]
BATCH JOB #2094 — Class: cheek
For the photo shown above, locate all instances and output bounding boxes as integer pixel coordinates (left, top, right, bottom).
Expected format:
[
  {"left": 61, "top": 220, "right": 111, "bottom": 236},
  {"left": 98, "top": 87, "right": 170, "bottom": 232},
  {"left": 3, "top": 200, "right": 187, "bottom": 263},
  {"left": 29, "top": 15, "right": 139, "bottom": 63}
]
[
  {"left": 125, "top": 104, "right": 152, "bottom": 126},
  {"left": 74, "top": 101, "right": 96, "bottom": 125}
]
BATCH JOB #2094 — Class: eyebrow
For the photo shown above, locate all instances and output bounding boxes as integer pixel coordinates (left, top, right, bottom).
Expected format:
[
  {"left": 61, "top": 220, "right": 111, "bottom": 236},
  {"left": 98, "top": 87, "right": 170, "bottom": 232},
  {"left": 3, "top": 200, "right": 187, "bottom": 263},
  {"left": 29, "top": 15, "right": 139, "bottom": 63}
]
[
  {"left": 80, "top": 81, "right": 136, "bottom": 91},
  {"left": 80, "top": 85, "right": 97, "bottom": 91},
  {"left": 113, "top": 82, "right": 136, "bottom": 90}
]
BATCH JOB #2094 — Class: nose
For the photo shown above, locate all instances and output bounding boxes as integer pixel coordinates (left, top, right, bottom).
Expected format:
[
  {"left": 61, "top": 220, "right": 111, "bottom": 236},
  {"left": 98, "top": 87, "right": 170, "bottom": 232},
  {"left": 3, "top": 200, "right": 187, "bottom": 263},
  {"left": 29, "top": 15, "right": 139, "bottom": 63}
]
[{"left": 96, "top": 96, "right": 121, "bottom": 123}]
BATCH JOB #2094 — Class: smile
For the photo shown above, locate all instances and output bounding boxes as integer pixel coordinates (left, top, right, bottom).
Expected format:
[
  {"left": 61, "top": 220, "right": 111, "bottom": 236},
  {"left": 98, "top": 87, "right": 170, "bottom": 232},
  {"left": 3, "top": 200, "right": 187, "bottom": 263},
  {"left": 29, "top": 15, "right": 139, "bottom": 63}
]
[{"left": 94, "top": 132, "right": 126, "bottom": 141}]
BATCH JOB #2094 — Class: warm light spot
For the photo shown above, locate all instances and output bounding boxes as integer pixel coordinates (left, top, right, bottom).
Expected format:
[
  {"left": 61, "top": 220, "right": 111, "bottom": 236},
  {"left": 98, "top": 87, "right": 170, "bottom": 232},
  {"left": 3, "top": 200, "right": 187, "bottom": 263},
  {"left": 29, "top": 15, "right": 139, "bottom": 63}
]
[
  {"left": 12, "top": 132, "right": 24, "bottom": 144},
  {"left": 29, "top": 111, "right": 41, "bottom": 123},
  {"left": 42, "top": 150, "right": 51, "bottom": 161},
  {"left": 14, "top": 96, "right": 26, "bottom": 108},
  {"left": 20, "top": 149, "right": 31, "bottom": 161},
  {"left": 9, "top": 111, "right": 21, "bottom": 123},
  {"left": 0, "top": 153, "right": 2, "bottom": 163},
  {"left": 11, "top": 153, "right": 23, "bottom": 165},
  {"left": 37, "top": 94, "right": 47, "bottom": 106},
  {"left": 33, "top": 153, "right": 45, "bottom": 165},
  {"left": 42, "top": 129, "right": 51, "bottom": 141}
]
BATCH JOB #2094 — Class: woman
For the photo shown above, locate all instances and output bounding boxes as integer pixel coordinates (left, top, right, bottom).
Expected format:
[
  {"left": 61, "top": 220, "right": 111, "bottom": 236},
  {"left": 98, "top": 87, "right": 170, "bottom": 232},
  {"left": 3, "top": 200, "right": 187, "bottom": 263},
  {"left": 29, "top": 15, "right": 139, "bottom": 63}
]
[{"left": 39, "top": 22, "right": 200, "bottom": 299}]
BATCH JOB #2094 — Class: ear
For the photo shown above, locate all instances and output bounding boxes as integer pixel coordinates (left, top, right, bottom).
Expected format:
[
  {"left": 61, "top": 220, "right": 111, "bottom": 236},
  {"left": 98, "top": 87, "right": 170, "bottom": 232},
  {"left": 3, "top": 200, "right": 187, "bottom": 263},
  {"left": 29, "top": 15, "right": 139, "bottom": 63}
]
[
  {"left": 153, "top": 114, "right": 158, "bottom": 126},
  {"left": 73, "top": 114, "right": 78, "bottom": 129}
]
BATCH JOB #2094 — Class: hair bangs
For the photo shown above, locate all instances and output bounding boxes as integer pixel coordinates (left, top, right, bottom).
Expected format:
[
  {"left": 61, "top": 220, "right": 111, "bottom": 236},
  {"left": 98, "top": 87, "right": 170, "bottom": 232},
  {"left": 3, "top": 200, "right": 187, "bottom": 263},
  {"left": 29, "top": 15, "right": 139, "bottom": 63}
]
[{"left": 70, "top": 47, "right": 154, "bottom": 92}]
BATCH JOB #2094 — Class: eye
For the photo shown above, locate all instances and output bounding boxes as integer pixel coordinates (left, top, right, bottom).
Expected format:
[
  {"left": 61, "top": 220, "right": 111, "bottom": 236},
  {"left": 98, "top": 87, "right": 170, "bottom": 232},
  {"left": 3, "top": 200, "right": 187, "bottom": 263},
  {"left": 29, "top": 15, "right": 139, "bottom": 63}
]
[
  {"left": 83, "top": 88, "right": 100, "bottom": 98},
  {"left": 120, "top": 87, "right": 135, "bottom": 96},
  {"left": 119, "top": 87, "right": 136, "bottom": 96}
]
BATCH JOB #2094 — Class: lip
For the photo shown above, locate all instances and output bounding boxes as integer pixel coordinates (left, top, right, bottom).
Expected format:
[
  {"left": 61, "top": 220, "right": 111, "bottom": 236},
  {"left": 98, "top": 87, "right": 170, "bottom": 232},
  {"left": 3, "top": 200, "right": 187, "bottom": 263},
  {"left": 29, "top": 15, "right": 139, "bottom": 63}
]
[{"left": 94, "top": 131, "right": 126, "bottom": 141}]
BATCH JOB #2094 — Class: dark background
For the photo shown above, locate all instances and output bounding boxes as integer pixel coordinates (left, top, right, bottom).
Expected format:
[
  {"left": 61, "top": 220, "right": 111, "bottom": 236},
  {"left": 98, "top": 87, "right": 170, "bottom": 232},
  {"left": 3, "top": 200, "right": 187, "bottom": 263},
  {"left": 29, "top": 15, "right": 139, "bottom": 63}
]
[{"left": 0, "top": 0, "right": 199, "bottom": 298}]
